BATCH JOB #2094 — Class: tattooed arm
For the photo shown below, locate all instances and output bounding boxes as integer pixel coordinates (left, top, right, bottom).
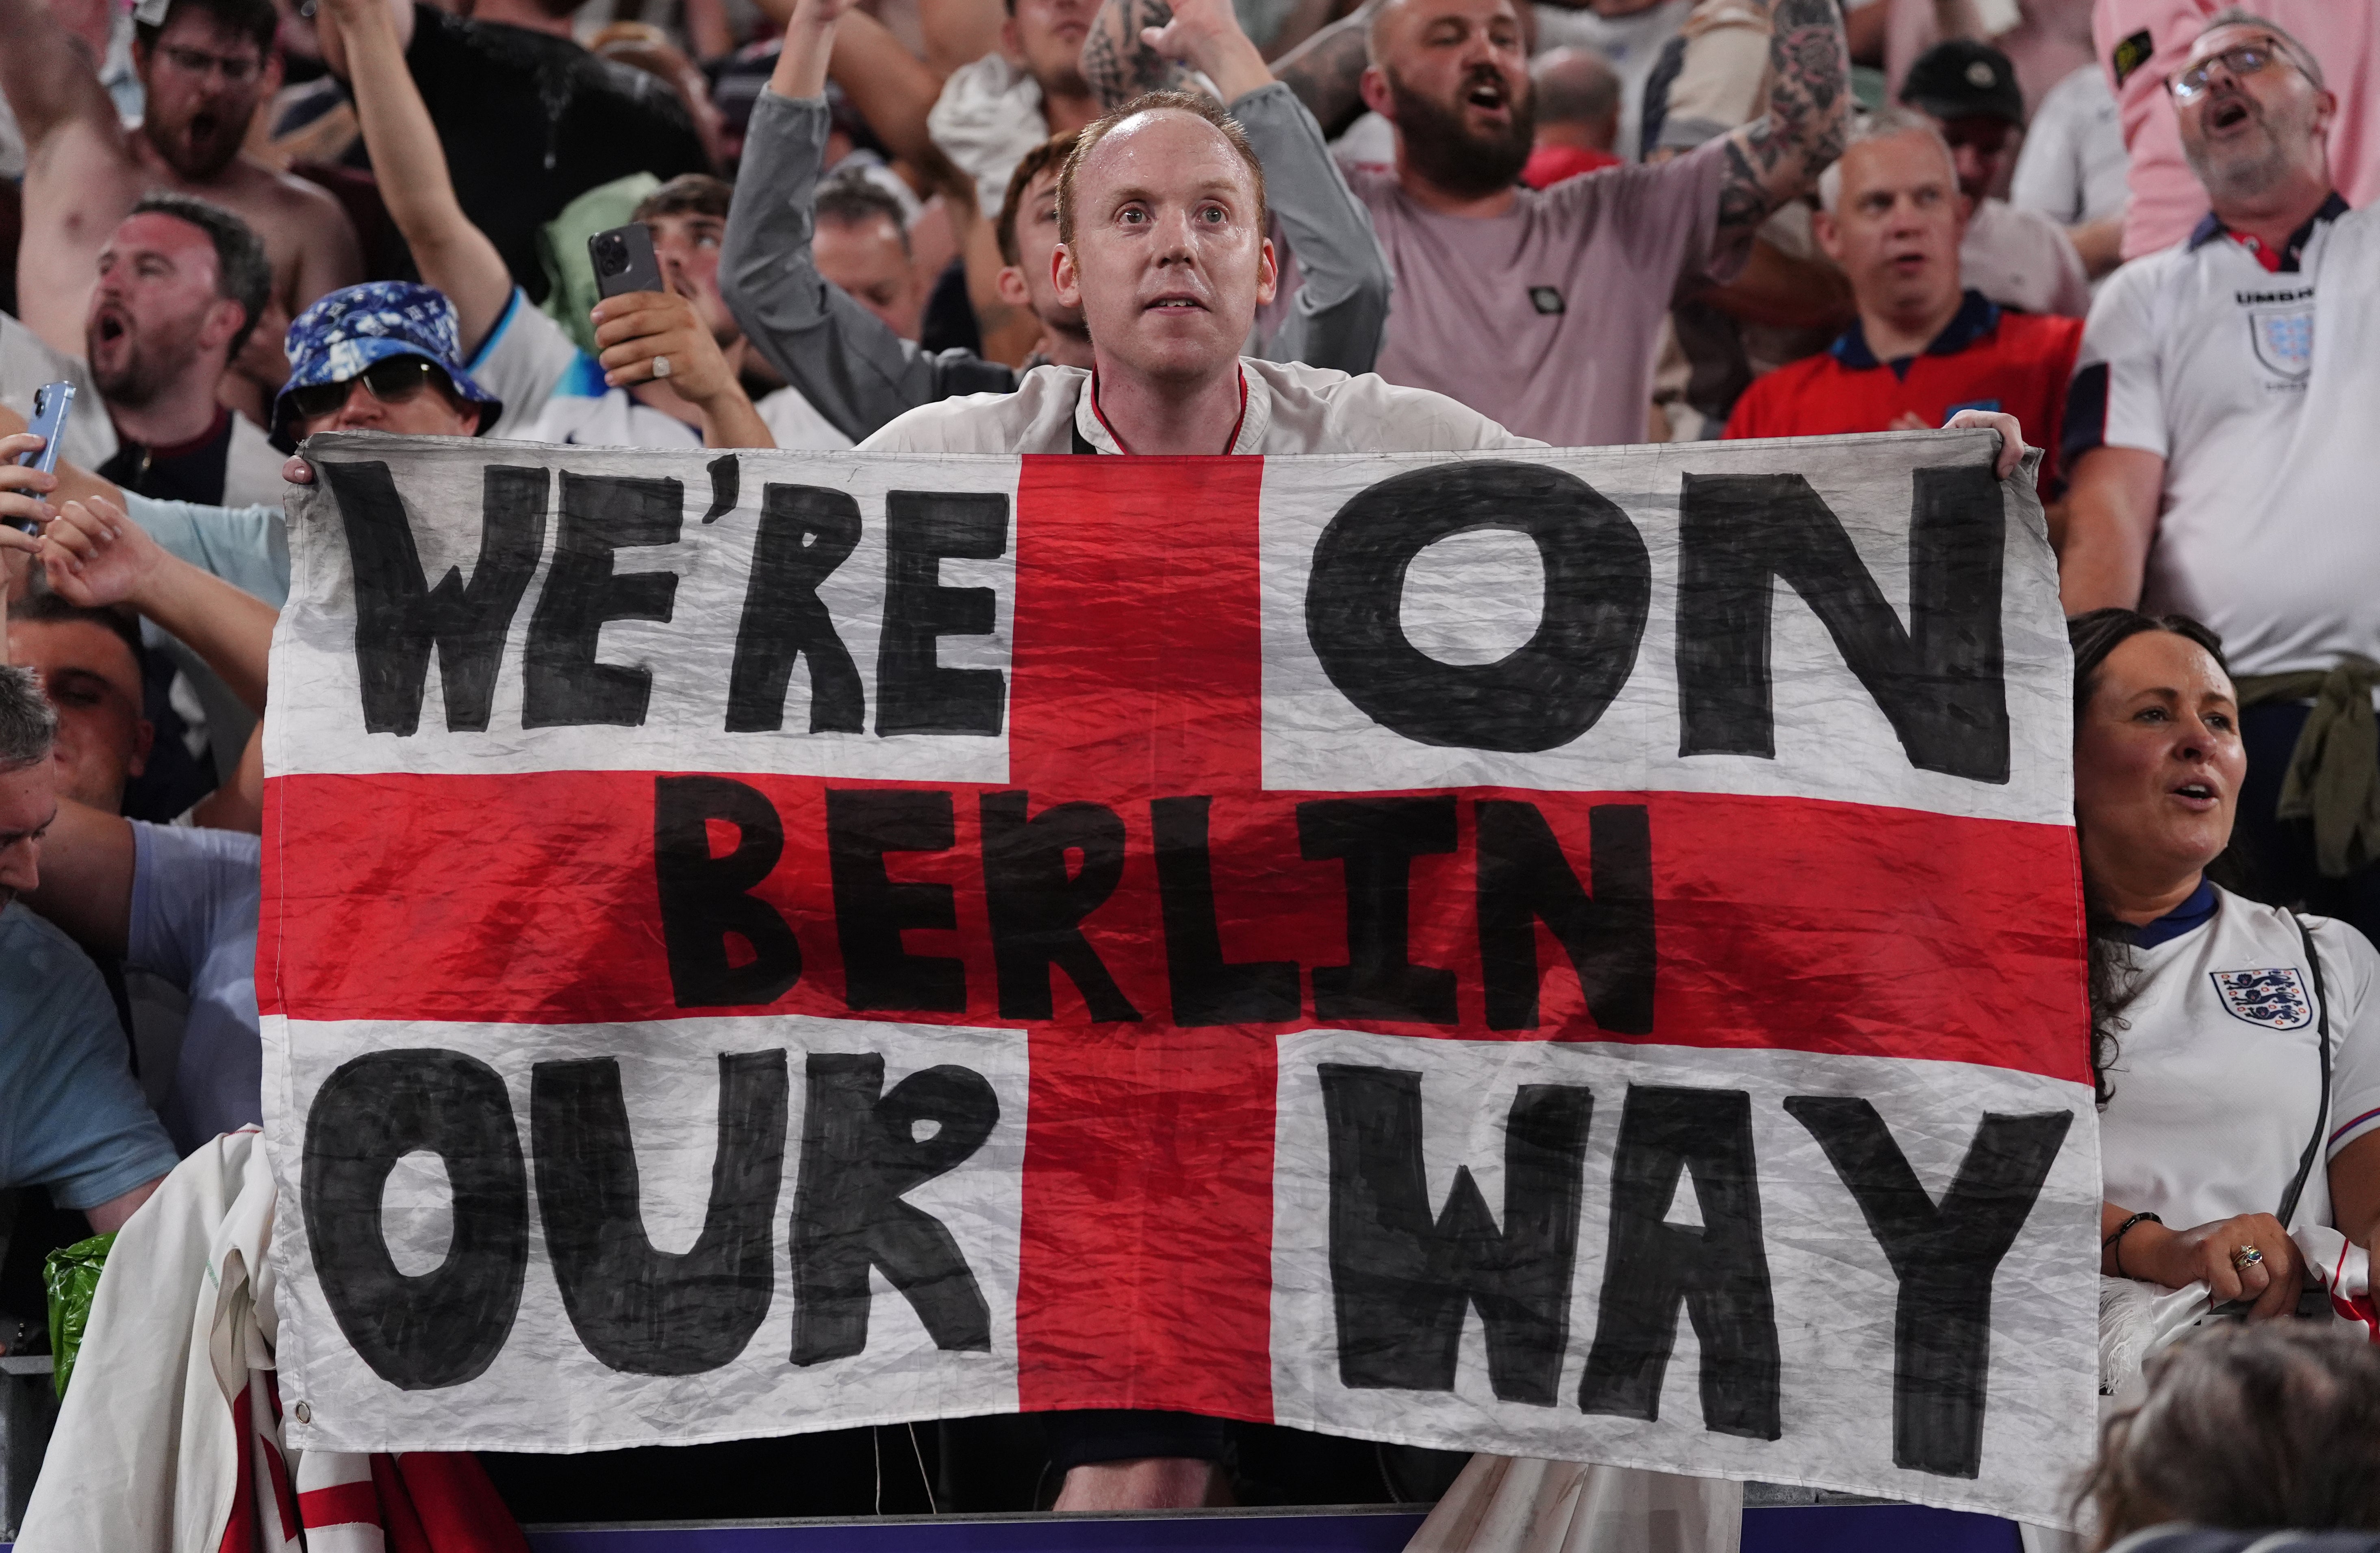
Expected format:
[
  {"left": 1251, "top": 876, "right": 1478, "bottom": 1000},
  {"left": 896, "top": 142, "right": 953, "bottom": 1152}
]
[
  {"left": 1713, "top": 0, "right": 1851, "bottom": 242},
  {"left": 1265, "top": 0, "right": 1380, "bottom": 134},
  {"left": 1083, "top": 0, "right": 1278, "bottom": 107},
  {"left": 1083, "top": 0, "right": 1193, "bottom": 108}
]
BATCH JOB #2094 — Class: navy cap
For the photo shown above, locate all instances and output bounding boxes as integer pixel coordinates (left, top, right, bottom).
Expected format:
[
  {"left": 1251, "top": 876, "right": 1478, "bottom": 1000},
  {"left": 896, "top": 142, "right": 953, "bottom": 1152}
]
[{"left": 1900, "top": 39, "right": 2025, "bottom": 127}]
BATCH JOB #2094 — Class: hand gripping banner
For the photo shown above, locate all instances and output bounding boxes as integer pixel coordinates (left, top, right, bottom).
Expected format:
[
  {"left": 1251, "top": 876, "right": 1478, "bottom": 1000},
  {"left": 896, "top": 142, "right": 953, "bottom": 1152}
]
[{"left": 260, "top": 429, "right": 2096, "bottom": 1523}]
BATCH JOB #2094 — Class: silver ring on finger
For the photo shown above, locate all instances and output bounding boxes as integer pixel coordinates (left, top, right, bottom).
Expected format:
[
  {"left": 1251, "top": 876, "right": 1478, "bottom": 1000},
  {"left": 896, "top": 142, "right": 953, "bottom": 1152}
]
[{"left": 651, "top": 355, "right": 672, "bottom": 380}]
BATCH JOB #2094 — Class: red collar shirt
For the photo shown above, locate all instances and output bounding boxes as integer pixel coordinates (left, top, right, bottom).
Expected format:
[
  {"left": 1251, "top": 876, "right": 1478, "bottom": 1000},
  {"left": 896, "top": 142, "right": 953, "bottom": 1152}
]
[{"left": 1723, "top": 289, "right": 2083, "bottom": 497}]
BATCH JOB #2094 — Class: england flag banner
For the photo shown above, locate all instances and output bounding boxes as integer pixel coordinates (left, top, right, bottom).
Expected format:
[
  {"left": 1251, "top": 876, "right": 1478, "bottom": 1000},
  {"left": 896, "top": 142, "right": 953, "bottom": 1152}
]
[{"left": 261, "top": 428, "right": 2096, "bottom": 1523}]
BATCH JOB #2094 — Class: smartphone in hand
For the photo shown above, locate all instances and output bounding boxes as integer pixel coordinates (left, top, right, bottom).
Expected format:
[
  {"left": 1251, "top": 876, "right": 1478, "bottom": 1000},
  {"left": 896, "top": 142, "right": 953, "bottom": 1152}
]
[
  {"left": 9, "top": 380, "right": 73, "bottom": 535},
  {"left": 588, "top": 224, "right": 664, "bottom": 300}
]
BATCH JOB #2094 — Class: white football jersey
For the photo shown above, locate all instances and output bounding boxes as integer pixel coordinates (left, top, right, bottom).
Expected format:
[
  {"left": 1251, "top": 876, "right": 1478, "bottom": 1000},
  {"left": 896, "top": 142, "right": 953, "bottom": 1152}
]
[
  {"left": 470, "top": 287, "right": 851, "bottom": 454},
  {"left": 2064, "top": 198, "right": 2380, "bottom": 676},
  {"left": 2100, "top": 885, "right": 2380, "bottom": 1236}
]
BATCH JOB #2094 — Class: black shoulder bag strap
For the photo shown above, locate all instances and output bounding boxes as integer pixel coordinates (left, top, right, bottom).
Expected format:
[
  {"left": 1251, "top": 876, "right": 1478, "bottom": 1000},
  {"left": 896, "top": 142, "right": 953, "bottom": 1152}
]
[{"left": 2276, "top": 914, "right": 2334, "bottom": 1230}]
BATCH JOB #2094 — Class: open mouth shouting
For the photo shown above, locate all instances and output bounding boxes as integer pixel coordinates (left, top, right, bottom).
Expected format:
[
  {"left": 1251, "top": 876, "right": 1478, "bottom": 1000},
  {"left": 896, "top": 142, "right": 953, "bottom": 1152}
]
[
  {"left": 87, "top": 303, "right": 133, "bottom": 363},
  {"left": 2202, "top": 91, "right": 2256, "bottom": 135},
  {"left": 1460, "top": 69, "right": 1511, "bottom": 123},
  {"left": 2170, "top": 779, "right": 2222, "bottom": 811},
  {"left": 1143, "top": 290, "right": 1210, "bottom": 315}
]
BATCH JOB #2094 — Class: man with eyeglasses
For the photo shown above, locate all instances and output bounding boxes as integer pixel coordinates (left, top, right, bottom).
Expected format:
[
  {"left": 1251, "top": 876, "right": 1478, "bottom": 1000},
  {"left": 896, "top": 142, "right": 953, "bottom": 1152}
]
[
  {"left": 1899, "top": 39, "right": 2091, "bottom": 320},
  {"left": 2, "top": 0, "right": 363, "bottom": 414},
  {"left": 2060, "top": 11, "right": 2380, "bottom": 946},
  {"left": 2093, "top": 1, "right": 2377, "bottom": 262}
]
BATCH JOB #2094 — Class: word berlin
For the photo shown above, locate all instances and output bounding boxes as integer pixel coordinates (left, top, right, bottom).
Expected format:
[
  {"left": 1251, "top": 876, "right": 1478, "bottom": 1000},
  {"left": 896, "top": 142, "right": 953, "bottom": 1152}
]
[{"left": 264, "top": 434, "right": 2094, "bottom": 1523}]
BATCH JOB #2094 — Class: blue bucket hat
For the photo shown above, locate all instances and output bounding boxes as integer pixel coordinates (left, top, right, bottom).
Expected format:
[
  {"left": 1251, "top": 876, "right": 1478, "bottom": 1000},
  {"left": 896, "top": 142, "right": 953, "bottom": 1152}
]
[{"left": 273, "top": 281, "right": 504, "bottom": 441}]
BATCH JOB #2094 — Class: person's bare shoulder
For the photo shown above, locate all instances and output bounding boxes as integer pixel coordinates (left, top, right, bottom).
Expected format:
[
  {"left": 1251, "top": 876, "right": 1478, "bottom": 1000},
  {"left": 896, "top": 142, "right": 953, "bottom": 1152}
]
[{"left": 238, "top": 156, "right": 357, "bottom": 223}]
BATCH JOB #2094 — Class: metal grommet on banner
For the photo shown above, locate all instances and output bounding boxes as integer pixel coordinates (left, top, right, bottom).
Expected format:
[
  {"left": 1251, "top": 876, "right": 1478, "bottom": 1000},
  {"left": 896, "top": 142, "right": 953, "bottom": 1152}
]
[{"left": 294, "top": 1401, "right": 312, "bottom": 1424}]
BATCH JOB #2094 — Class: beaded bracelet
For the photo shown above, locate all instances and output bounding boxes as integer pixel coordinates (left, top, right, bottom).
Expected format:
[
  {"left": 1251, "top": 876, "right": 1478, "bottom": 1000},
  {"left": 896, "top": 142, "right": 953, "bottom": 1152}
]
[{"left": 2103, "top": 1210, "right": 2162, "bottom": 1277}]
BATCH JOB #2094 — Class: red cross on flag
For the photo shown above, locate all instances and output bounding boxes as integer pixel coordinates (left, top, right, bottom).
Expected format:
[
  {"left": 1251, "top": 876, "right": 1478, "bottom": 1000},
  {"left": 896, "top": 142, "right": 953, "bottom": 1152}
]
[{"left": 259, "top": 430, "right": 2095, "bottom": 1525}]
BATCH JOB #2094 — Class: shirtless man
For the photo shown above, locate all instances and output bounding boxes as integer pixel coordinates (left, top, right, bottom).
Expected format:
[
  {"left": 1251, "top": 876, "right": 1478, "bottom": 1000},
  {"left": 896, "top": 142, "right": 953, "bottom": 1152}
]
[{"left": 3, "top": 0, "right": 363, "bottom": 403}]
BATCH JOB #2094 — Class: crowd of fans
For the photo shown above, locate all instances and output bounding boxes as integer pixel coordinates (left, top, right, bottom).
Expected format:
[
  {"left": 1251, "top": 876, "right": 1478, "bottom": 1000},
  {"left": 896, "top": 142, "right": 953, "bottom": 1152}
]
[{"left": 3, "top": 0, "right": 2380, "bottom": 1542}]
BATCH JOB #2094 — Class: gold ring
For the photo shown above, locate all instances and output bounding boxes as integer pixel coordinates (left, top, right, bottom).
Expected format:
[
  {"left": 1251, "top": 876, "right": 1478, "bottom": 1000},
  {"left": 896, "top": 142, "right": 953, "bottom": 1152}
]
[{"left": 2231, "top": 1245, "right": 2264, "bottom": 1271}]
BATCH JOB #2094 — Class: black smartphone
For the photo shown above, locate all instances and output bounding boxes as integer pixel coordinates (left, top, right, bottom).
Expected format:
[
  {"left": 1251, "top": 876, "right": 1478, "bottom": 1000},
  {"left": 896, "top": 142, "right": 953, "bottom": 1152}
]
[
  {"left": 588, "top": 224, "right": 664, "bottom": 300},
  {"left": 9, "top": 380, "right": 73, "bottom": 534}
]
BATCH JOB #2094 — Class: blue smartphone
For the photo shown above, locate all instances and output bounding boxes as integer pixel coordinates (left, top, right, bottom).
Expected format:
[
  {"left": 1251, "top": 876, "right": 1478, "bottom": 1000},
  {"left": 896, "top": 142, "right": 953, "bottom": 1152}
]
[{"left": 8, "top": 381, "right": 72, "bottom": 535}]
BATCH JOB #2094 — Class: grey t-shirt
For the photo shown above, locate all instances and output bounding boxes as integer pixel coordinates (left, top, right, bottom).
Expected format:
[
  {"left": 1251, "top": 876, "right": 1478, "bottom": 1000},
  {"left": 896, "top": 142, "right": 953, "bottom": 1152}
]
[
  {"left": 0, "top": 903, "right": 178, "bottom": 1207},
  {"left": 128, "top": 822, "right": 263, "bottom": 1155},
  {"left": 1349, "top": 136, "right": 1737, "bottom": 448}
]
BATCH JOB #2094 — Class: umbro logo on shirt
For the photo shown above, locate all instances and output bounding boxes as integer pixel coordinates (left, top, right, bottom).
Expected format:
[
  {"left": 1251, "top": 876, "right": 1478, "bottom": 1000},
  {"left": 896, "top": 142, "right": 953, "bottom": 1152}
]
[{"left": 2211, "top": 967, "right": 2313, "bottom": 1029}]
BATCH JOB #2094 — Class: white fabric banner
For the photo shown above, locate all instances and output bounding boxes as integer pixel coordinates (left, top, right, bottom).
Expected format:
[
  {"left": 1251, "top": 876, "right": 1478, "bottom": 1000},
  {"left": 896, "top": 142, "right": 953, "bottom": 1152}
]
[{"left": 262, "top": 429, "right": 2095, "bottom": 1524}]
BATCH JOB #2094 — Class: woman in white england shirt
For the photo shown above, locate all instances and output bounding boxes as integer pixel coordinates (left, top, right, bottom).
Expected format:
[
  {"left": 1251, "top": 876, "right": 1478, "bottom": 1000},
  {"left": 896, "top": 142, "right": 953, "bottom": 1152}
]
[{"left": 2078, "top": 609, "right": 2380, "bottom": 1314}]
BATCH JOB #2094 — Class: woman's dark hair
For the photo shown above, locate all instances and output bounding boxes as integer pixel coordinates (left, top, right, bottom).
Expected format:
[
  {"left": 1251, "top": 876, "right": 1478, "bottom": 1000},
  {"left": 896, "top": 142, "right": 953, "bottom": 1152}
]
[
  {"left": 2079, "top": 1323, "right": 2380, "bottom": 1546},
  {"left": 2067, "top": 608, "right": 2232, "bottom": 1104}
]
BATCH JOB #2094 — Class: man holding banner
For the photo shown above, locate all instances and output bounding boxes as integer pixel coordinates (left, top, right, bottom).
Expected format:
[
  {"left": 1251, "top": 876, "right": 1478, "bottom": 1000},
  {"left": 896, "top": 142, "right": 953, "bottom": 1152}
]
[
  {"left": 258, "top": 403, "right": 2084, "bottom": 1548},
  {"left": 22, "top": 38, "right": 2079, "bottom": 1533}
]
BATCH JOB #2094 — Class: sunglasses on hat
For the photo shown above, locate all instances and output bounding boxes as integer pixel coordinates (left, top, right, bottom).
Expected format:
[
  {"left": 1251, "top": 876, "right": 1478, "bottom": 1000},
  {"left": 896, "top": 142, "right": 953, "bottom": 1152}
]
[{"left": 284, "top": 356, "right": 458, "bottom": 424}]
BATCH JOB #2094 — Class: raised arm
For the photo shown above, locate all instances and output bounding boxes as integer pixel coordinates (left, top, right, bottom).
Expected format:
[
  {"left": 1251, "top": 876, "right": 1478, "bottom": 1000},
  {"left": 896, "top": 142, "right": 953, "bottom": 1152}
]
[
  {"left": 0, "top": 0, "right": 126, "bottom": 159},
  {"left": 1713, "top": 0, "right": 1851, "bottom": 243},
  {"left": 751, "top": 0, "right": 1034, "bottom": 364},
  {"left": 21, "top": 498, "right": 278, "bottom": 958},
  {"left": 1262, "top": 0, "right": 1379, "bottom": 133},
  {"left": 749, "top": 0, "right": 949, "bottom": 168},
  {"left": 916, "top": 0, "right": 1005, "bottom": 77},
  {"left": 1081, "top": 0, "right": 1197, "bottom": 107},
  {"left": 721, "top": 0, "right": 1016, "bottom": 441},
  {"left": 316, "top": 0, "right": 510, "bottom": 348},
  {"left": 42, "top": 497, "right": 276, "bottom": 717}
]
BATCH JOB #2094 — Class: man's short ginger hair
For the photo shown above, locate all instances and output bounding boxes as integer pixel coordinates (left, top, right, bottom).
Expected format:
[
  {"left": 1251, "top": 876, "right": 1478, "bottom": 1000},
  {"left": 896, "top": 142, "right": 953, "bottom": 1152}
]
[
  {"left": 1055, "top": 91, "right": 1268, "bottom": 248},
  {"left": 996, "top": 130, "right": 1081, "bottom": 266}
]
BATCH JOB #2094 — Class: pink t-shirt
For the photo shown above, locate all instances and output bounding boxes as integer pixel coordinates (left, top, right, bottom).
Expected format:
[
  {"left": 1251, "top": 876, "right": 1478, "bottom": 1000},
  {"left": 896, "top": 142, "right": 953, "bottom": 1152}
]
[
  {"left": 1345, "top": 137, "right": 1739, "bottom": 448},
  {"left": 2094, "top": 0, "right": 2380, "bottom": 259}
]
